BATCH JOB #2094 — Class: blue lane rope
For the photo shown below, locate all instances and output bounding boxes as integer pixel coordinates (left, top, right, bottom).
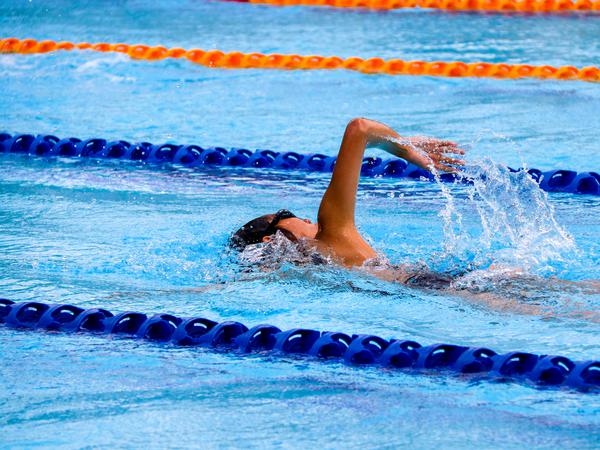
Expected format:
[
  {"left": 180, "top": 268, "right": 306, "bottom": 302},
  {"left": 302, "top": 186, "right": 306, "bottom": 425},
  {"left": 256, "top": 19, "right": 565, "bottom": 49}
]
[
  {"left": 1, "top": 133, "right": 599, "bottom": 196},
  {"left": 1, "top": 299, "right": 598, "bottom": 391}
]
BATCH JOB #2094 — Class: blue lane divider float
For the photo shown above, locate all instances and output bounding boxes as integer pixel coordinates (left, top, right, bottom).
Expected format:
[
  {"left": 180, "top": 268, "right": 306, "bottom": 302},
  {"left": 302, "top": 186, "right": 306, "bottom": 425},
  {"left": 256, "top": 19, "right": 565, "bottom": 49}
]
[
  {"left": 1, "top": 299, "right": 598, "bottom": 391},
  {"left": 1, "top": 133, "right": 599, "bottom": 195}
]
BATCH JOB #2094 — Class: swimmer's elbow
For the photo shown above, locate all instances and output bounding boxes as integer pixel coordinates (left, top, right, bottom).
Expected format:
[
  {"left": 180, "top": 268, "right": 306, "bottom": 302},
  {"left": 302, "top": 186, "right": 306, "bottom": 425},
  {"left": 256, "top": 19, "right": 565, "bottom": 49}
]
[{"left": 345, "top": 117, "right": 371, "bottom": 137}]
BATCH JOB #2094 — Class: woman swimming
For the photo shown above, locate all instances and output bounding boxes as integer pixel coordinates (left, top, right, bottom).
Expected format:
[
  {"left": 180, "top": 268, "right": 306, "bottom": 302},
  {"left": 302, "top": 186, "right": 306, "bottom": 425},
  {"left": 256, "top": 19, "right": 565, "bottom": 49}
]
[
  {"left": 229, "top": 117, "right": 464, "bottom": 287},
  {"left": 229, "top": 117, "right": 600, "bottom": 315}
]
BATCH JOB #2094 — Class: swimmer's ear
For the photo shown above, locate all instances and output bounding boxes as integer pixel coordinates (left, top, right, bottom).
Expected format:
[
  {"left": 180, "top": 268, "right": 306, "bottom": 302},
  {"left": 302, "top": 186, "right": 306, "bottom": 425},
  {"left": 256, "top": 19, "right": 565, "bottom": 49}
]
[{"left": 262, "top": 236, "right": 272, "bottom": 243}]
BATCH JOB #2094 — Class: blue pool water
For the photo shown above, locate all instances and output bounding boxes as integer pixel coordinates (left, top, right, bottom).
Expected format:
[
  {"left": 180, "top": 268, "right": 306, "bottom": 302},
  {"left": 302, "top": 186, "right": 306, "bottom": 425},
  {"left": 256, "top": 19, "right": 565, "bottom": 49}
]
[{"left": 1, "top": 1, "right": 600, "bottom": 448}]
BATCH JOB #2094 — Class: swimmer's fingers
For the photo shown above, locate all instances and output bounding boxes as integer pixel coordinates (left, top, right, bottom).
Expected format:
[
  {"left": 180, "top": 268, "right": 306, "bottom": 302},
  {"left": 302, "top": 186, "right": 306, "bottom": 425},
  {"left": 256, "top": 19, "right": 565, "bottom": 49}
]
[
  {"left": 433, "top": 161, "right": 460, "bottom": 173},
  {"left": 445, "top": 146, "right": 465, "bottom": 155},
  {"left": 427, "top": 143, "right": 465, "bottom": 156},
  {"left": 437, "top": 140, "right": 459, "bottom": 148},
  {"left": 439, "top": 155, "right": 465, "bottom": 166},
  {"left": 436, "top": 142, "right": 465, "bottom": 155}
]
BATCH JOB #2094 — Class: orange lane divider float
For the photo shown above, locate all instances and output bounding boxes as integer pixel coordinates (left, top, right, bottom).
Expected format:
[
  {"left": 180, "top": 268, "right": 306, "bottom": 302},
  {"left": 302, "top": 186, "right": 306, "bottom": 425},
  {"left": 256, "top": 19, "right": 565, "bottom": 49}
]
[
  {"left": 1, "top": 37, "right": 599, "bottom": 83},
  {"left": 238, "top": 0, "right": 600, "bottom": 13}
]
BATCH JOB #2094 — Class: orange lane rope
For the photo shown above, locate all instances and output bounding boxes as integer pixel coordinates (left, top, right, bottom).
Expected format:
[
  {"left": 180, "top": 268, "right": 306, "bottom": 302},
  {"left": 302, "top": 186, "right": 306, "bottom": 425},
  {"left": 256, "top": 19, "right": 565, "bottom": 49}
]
[
  {"left": 1, "top": 38, "right": 599, "bottom": 83},
  {"left": 243, "top": 0, "right": 600, "bottom": 13}
]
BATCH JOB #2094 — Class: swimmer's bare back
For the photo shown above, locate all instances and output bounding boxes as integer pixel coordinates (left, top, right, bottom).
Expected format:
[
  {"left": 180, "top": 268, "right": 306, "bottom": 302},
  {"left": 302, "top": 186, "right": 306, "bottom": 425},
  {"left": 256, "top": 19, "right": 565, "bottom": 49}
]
[{"left": 312, "top": 118, "right": 464, "bottom": 267}]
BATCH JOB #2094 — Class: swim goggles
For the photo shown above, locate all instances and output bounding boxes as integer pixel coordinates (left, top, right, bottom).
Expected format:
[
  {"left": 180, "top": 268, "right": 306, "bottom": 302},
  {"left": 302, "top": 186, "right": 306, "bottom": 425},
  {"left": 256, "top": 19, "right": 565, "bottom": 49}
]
[{"left": 263, "top": 209, "right": 297, "bottom": 236}]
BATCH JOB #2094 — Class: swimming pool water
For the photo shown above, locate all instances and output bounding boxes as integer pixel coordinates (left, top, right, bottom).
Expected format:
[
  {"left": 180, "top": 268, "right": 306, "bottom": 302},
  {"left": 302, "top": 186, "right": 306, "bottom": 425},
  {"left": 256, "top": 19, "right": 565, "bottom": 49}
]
[{"left": 1, "top": 1, "right": 599, "bottom": 448}]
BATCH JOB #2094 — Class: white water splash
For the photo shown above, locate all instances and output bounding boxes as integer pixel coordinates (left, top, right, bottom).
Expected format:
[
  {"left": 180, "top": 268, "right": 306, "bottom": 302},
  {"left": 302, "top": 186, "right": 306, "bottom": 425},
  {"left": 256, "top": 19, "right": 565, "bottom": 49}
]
[
  {"left": 388, "top": 134, "right": 578, "bottom": 277},
  {"left": 238, "top": 231, "right": 329, "bottom": 270},
  {"left": 435, "top": 159, "right": 578, "bottom": 276}
]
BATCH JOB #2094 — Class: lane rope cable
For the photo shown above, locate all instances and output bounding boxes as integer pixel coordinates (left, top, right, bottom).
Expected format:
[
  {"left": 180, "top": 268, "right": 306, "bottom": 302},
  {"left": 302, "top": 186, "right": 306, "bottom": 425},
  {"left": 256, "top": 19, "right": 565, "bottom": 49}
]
[
  {"left": 1, "top": 38, "right": 599, "bottom": 83},
  {"left": 0, "top": 299, "right": 598, "bottom": 391},
  {"left": 2, "top": 133, "right": 599, "bottom": 195},
  {"left": 230, "top": 0, "right": 600, "bottom": 14}
]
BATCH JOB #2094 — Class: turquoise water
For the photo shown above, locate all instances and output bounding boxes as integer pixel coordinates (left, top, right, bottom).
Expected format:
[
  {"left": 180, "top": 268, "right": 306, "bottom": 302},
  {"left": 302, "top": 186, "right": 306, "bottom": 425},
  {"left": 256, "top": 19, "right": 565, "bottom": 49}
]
[{"left": 1, "top": 1, "right": 600, "bottom": 448}]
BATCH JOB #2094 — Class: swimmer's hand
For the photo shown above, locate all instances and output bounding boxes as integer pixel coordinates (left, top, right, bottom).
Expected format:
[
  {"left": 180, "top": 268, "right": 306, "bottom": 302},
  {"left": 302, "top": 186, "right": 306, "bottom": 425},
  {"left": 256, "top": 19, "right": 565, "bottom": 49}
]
[
  {"left": 363, "top": 121, "right": 465, "bottom": 173},
  {"left": 399, "top": 136, "right": 465, "bottom": 173}
]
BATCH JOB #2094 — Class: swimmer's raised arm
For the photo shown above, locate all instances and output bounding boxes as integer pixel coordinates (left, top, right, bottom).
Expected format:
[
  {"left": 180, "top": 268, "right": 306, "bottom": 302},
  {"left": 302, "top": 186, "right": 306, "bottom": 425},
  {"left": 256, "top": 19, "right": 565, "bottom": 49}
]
[
  {"left": 317, "top": 118, "right": 464, "bottom": 233},
  {"left": 230, "top": 118, "right": 463, "bottom": 267}
]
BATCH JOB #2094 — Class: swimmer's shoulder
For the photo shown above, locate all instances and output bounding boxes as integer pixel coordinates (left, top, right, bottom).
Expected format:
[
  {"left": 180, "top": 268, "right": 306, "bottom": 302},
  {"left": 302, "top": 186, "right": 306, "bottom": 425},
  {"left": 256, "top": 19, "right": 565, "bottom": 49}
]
[{"left": 312, "top": 233, "right": 378, "bottom": 268}]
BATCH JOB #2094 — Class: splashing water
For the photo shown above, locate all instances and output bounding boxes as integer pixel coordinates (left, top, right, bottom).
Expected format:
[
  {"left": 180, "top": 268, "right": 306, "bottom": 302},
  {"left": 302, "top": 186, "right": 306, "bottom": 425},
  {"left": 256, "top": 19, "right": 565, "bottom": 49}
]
[
  {"left": 435, "top": 159, "right": 578, "bottom": 277},
  {"left": 227, "top": 135, "right": 582, "bottom": 304},
  {"left": 238, "top": 231, "right": 330, "bottom": 270},
  {"left": 388, "top": 135, "right": 578, "bottom": 278}
]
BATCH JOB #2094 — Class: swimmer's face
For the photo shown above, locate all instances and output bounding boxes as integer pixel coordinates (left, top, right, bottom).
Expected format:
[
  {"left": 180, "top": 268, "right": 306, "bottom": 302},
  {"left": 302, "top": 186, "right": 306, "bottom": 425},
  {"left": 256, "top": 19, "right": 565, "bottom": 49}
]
[
  {"left": 229, "top": 209, "right": 318, "bottom": 251},
  {"left": 262, "top": 215, "right": 318, "bottom": 243}
]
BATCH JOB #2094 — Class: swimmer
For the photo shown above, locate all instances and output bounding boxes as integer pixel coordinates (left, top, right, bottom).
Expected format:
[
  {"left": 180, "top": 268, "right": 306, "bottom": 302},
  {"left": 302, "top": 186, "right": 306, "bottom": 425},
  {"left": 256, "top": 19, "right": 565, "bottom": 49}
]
[
  {"left": 230, "top": 117, "right": 464, "bottom": 288},
  {"left": 229, "top": 118, "right": 600, "bottom": 316}
]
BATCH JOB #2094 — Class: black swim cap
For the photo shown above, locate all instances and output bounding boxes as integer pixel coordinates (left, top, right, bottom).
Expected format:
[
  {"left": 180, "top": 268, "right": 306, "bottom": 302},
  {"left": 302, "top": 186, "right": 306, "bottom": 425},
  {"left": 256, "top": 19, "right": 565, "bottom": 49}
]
[{"left": 229, "top": 210, "right": 297, "bottom": 251}]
